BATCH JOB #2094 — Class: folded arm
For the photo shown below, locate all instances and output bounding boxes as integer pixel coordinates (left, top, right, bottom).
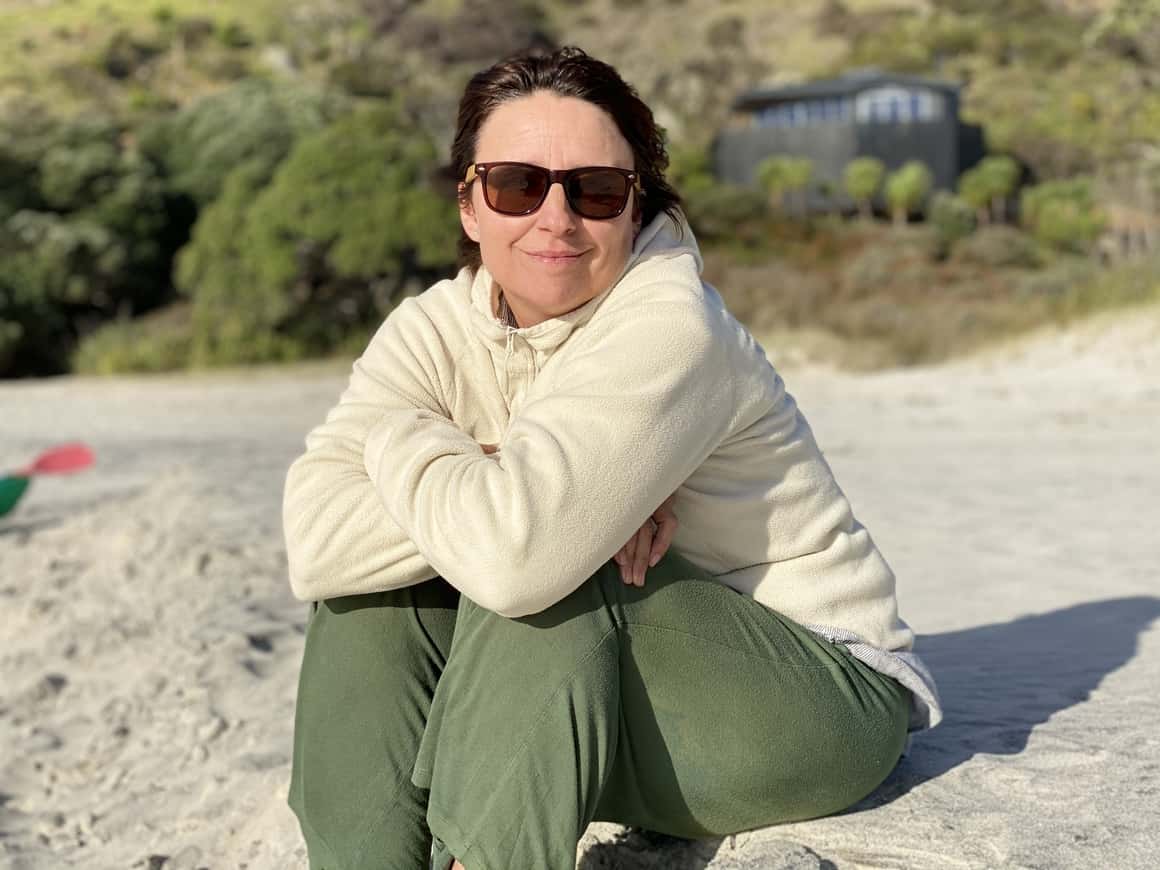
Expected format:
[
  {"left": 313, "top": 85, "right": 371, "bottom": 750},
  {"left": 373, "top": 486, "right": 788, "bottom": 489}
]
[
  {"left": 283, "top": 296, "right": 450, "bottom": 601},
  {"left": 363, "top": 301, "right": 736, "bottom": 617}
]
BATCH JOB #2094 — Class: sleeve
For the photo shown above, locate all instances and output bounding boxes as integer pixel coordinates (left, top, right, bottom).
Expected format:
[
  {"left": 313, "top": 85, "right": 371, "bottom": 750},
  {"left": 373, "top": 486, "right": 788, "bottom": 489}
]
[
  {"left": 362, "top": 301, "right": 736, "bottom": 617},
  {"left": 282, "top": 296, "right": 450, "bottom": 601}
]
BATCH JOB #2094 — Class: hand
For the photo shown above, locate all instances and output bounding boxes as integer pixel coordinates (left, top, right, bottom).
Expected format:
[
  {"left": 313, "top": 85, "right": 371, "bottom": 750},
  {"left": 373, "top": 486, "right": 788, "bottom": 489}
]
[
  {"left": 480, "top": 443, "right": 499, "bottom": 455},
  {"left": 614, "top": 492, "right": 678, "bottom": 587}
]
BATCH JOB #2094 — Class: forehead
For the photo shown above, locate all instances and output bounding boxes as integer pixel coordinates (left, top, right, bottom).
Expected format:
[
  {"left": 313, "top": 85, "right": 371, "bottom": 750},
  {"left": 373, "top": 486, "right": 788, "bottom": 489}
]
[{"left": 474, "top": 91, "right": 633, "bottom": 168}]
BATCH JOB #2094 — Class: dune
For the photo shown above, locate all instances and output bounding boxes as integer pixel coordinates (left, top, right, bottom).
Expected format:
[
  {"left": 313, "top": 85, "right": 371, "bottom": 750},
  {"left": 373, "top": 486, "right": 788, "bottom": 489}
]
[{"left": 2, "top": 305, "right": 1157, "bottom": 869}]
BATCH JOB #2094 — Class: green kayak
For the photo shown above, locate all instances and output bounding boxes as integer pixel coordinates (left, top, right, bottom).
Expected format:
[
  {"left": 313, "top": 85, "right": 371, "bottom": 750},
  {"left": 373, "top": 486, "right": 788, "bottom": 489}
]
[{"left": 0, "top": 475, "right": 30, "bottom": 518}]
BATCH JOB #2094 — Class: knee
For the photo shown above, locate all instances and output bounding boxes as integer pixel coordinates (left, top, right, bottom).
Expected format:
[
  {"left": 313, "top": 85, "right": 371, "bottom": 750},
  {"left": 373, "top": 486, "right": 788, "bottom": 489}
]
[{"left": 458, "top": 559, "right": 618, "bottom": 626}]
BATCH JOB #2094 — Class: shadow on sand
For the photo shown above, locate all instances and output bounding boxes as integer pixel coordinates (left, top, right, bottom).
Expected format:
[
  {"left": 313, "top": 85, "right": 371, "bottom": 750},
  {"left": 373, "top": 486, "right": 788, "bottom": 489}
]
[{"left": 579, "top": 596, "right": 1160, "bottom": 869}]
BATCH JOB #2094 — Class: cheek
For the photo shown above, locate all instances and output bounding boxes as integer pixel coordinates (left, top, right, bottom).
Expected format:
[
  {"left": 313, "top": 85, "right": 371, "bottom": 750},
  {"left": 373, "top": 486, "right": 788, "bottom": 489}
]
[{"left": 600, "top": 222, "right": 635, "bottom": 262}]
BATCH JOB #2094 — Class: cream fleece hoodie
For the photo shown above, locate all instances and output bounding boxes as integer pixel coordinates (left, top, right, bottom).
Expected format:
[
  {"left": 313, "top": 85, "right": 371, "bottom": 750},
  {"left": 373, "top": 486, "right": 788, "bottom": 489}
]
[{"left": 282, "top": 210, "right": 941, "bottom": 729}]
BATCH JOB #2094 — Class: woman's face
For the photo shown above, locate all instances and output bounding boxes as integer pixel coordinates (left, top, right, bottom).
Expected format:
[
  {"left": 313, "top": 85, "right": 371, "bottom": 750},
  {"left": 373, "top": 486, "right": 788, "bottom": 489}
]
[{"left": 460, "top": 91, "right": 640, "bottom": 328}]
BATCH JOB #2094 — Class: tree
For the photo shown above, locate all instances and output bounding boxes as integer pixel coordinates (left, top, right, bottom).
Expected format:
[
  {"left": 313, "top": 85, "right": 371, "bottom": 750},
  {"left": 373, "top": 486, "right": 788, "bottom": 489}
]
[
  {"left": 884, "top": 161, "right": 933, "bottom": 226},
  {"left": 843, "top": 157, "right": 885, "bottom": 220},
  {"left": 976, "top": 155, "right": 1021, "bottom": 223},
  {"left": 958, "top": 167, "right": 993, "bottom": 225},
  {"left": 757, "top": 156, "right": 791, "bottom": 214},
  {"left": 929, "top": 190, "right": 977, "bottom": 255},
  {"left": 1020, "top": 178, "right": 1106, "bottom": 253},
  {"left": 138, "top": 78, "right": 348, "bottom": 207},
  {"left": 0, "top": 110, "right": 177, "bottom": 376},
  {"left": 757, "top": 155, "right": 814, "bottom": 217},
  {"left": 783, "top": 157, "right": 814, "bottom": 217},
  {"left": 178, "top": 104, "right": 459, "bottom": 366}
]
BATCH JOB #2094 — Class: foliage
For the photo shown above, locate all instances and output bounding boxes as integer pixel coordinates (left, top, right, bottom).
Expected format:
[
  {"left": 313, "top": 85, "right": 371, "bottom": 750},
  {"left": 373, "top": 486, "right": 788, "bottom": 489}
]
[
  {"left": 756, "top": 155, "right": 814, "bottom": 216},
  {"left": 884, "top": 160, "right": 933, "bottom": 225},
  {"left": 1021, "top": 178, "right": 1106, "bottom": 253},
  {"left": 951, "top": 225, "right": 1042, "bottom": 269},
  {"left": 72, "top": 302, "right": 193, "bottom": 374},
  {"left": 138, "top": 78, "right": 348, "bottom": 206},
  {"left": 100, "top": 28, "right": 164, "bottom": 80},
  {"left": 958, "top": 166, "right": 993, "bottom": 225},
  {"left": 682, "top": 182, "right": 769, "bottom": 244},
  {"left": 838, "top": 227, "right": 939, "bottom": 301},
  {"left": 929, "top": 190, "right": 977, "bottom": 255},
  {"left": 666, "top": 144, "right": 716, "bottom": 197},
  {"left": 177, "top": 104, "right": 458, "bottom": 367},
  {"left": 1084, "top": 0, "right": 1160, "bottom": 66},
  {"left": 959, "top": 156, "right": 1021, "bottom": 225},
  {"left": 0, "top": 109, "right": 180, "bottom": 376},
  {"left": 843, "top": 157, "right": 885, "bottom": 219}
]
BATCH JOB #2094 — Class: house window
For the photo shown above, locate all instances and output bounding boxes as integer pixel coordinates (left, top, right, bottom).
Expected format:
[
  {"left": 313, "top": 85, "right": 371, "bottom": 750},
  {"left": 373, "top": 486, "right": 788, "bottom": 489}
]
[
  {"left": 824, "top": 97, "right": 850, "bottom": 121},
  {"left": 753, "top": 95, "right": 857, "bottom": 127},
  {"left": 855, "top": 86, "right": 943, "bottom": 123}
]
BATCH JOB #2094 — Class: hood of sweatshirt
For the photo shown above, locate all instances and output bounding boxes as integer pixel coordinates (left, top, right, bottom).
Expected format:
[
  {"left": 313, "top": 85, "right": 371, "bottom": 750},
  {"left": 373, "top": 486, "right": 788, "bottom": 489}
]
[{"left": 466, "top": 208, "right": 702, "bottom": 360}]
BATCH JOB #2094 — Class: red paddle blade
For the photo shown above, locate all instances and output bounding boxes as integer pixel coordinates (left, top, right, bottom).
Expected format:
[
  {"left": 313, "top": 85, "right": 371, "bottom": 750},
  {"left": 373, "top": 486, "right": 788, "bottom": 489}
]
[{"left": 23, "top": 442, "right": 95, "bottom": 475}]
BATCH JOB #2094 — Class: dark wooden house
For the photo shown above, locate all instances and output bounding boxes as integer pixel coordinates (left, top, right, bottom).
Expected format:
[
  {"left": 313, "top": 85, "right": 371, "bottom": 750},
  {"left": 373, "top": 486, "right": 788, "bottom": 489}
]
[{"left": 713, "top": 69, "right": 984, "bottom": 210}]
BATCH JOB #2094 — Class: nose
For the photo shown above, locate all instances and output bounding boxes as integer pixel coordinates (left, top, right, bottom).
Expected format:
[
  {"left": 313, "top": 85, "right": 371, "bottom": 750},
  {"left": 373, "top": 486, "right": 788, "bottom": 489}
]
[{"left": 534, "top": 181, "right": 579, "bottom": 233}]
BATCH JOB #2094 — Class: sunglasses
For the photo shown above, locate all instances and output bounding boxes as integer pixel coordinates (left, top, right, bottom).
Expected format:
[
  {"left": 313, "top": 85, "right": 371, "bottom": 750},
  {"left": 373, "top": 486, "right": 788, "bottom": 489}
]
[{"left": 463, "top": 161, "right": 642, "bottom": 220}]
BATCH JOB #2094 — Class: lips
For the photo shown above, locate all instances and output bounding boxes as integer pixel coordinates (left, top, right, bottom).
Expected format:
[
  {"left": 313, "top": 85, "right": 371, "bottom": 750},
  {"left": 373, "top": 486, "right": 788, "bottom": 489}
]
[{"left": 524, "top": 250, "right": 586, "bottom": 259}]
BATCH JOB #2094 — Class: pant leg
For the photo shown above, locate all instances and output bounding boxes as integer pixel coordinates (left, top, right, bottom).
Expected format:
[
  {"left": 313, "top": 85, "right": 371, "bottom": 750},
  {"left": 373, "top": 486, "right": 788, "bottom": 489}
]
[
  {"left": 417, "top": 550, "right": 909, "bottom": 870},
  {"left": 287, "top": 577, "right": 459, "bottom": 870},
  {"left": 591, "top": 550, "right": 910, "bottom": 837},
  {"left": 413, "top": 571, "right": 622, "bottom": 870}
]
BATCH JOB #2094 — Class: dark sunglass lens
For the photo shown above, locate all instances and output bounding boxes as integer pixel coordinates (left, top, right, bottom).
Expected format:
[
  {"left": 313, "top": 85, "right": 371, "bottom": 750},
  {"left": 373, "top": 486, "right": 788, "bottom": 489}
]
[
  {"left": 569, "top": 169, "right": 630, "bottom": 218},
  {"left": 487, "top": 164, "right": 548, "bottom": 214}
]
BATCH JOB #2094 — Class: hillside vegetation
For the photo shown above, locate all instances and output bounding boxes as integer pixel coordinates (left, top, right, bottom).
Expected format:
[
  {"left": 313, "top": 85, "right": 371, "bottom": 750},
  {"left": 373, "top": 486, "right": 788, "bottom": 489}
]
[{"left": 0, "top": 0, "right": 1156, "bottom": 376}]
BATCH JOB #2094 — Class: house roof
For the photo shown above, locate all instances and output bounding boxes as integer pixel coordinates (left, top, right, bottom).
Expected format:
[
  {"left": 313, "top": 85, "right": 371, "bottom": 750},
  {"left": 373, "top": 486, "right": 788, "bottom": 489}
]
[{"left": 732, "top": 68, "right": 961, "bottom": 111}]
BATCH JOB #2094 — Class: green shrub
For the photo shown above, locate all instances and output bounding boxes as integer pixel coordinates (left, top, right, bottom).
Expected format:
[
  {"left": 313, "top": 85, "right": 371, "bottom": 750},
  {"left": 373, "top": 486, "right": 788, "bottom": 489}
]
[
  {"left": 216, "top": 20, "right": 254, "bottom": 50},
  {"left": 72, "top": 302, "right": 194, "bottom": 374},
  {"left": 682, "top": 182, "right": 769, "bottom": 243},
  {"left": 666, "top": 144, "right": 716, "bottom": 197},
  {"left": 952, "top": 225, "right": 1042, "bottom": 268},
  {"left": 0, "top": 109, "right": 179, "bottom": 376},
  {"left": 178, "top": 104, "right": 458, "bottom": 367},
  {"left": 138, "top": 78, "right": 348, "bottom": 206},
  {"left": 1021, "top": 178, "right": 1106, "bottom": 253},
  {"left": 929, "top": 191, "right": 976, "bottom": 255},
  {"left": 843, "top": 157, "right": 885, "bottom": 219},
  {"left": 839, "top": 229, "right": 940, "bottom": 300},
  {"left": 99, "top": 28, "right": 163, "bottom": 80},
  {"left": 172, "top": 16, "right": 215, "bottom": 49},
  {"left": 1014, "top": 255, "right": 1098, "bottom": 302},
  {"left": 757, "top": 155, "right": 813, "bottom": 216},
  {"left": 884, "top": 160, "right": 933, "bottom": 225}
]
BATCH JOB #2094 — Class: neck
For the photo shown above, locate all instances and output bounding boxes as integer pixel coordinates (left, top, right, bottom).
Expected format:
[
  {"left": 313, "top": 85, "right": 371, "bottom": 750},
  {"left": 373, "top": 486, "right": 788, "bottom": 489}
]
[{"left": 497, "top": 289, "right": 521, "bottom": 328}]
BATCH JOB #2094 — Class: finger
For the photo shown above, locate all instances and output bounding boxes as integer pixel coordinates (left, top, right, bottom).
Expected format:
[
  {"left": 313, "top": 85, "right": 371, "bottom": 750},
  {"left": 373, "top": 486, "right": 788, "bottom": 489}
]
[
  {"left": 615, "top": 547, "right": 631, "bottom": 584},
  {"left": 622, "top": 537, "right": 637, "bottom": 584},
  {"left": 632, "top": 525, "right": 652, "bottom": 586},
  {"left": 648, "top": 513, "right": 678, "bottom": 567}
]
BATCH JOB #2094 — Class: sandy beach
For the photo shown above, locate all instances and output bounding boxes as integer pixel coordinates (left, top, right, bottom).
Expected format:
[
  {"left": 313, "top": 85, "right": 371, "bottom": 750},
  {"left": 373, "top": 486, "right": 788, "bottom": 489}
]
[{"left": 2, "top": 305, "right": 1158, "bottom": 869}]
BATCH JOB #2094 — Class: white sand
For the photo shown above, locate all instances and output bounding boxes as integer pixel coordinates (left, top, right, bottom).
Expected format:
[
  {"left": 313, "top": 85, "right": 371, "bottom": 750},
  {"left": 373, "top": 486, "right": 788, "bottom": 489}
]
[{"left": 2, "top": 306, "right": 1158, "bottom": 869}]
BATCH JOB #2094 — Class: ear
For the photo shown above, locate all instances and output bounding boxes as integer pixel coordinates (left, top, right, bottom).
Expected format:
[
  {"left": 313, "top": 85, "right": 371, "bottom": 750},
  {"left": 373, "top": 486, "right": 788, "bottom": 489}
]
[{"left": 458, "top": 182, "right": 481, "bottom": 243}]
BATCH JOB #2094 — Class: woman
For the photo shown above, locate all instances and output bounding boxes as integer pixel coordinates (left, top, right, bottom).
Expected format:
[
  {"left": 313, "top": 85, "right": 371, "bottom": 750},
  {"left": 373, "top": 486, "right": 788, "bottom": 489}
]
[{"left": 283, "top": 46, "right": 941, "bottom": 870}]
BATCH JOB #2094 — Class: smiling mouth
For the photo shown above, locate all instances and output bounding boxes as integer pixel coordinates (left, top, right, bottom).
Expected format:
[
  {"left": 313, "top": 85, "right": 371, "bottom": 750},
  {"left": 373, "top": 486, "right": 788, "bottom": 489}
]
[{"left": 523, "top": 250, "right": 588, "bottom": 260}]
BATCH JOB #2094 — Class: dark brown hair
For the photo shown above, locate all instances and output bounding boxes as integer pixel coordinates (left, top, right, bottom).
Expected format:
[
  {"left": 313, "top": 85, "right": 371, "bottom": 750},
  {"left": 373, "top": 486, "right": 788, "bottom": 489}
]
[{"left": 449, "top": 46, "right": 683, "bottom": 272}]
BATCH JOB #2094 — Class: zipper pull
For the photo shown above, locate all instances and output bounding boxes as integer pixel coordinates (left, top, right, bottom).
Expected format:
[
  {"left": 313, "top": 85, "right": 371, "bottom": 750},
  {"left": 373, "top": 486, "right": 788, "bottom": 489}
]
[{"left": 504, "top": 325, "right": 516, "bottom": 364}]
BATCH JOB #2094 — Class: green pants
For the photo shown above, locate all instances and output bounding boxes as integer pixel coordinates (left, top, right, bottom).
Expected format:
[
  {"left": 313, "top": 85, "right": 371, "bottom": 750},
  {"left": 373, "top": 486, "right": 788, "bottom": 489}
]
[{"left": 287, "top": 550, "right": 909, "bottom": 870}]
